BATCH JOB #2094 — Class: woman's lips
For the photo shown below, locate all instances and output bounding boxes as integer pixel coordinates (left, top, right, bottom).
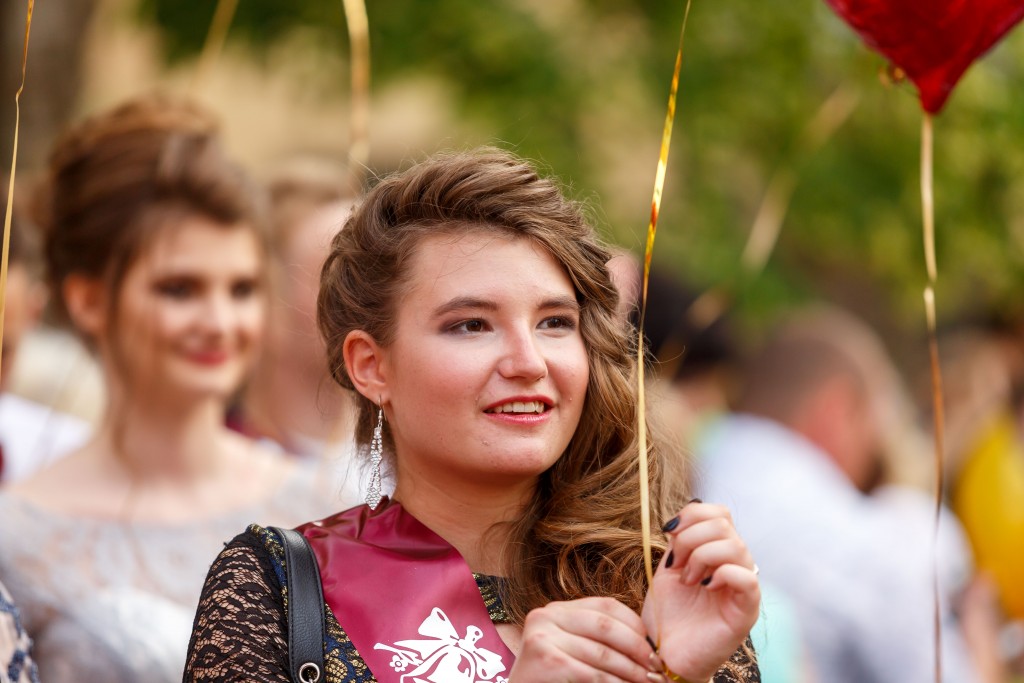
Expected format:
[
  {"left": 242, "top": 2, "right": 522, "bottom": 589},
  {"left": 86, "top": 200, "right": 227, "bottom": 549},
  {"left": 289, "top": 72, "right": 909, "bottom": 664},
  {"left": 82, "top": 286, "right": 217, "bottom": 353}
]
[
  {"left": 483, "top": 397, "right": 554, "bottom": 425},
  {"left": 185, "top": 349, "right": 230, "bottom": 366}
]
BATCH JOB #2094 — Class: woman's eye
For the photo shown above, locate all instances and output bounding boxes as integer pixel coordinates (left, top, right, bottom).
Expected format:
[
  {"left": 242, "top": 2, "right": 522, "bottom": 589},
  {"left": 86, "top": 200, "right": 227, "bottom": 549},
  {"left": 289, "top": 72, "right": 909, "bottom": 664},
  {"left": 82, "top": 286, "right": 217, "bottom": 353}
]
[
  {"left": 155, "top": 281, "right": 193, "bottom": 299},
  {"left": 449, "top": 319, "right": 487, "bottom": 334},
  {"left": 231, "top": 280, "right": 259, "bottom": 299},
  {"left": 539, "top": 316, "right": 577, "bottom": 331}
]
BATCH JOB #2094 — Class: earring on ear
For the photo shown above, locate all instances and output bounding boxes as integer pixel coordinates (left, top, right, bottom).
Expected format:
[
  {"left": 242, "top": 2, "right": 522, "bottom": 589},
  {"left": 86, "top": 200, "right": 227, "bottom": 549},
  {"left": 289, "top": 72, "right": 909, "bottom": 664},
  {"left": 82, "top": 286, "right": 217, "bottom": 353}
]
[{"left": 365, "top": 400, "right": 384, "bottom": 510}]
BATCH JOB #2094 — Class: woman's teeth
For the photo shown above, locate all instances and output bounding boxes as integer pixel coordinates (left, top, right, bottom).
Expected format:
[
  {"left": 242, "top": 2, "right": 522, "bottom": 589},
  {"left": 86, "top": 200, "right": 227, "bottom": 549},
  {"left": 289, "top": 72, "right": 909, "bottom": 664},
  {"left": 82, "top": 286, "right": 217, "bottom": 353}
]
[{"left": 487, "top": 401, "right": 545, "bottom": 414}]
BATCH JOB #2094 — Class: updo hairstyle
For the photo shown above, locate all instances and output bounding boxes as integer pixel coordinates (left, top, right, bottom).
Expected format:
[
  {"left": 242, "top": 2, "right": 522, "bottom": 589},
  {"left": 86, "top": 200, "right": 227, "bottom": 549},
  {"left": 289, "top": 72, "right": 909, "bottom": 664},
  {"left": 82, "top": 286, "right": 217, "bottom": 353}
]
[{"left": 37, "top": 93, "right": 265, "bottom": 341}]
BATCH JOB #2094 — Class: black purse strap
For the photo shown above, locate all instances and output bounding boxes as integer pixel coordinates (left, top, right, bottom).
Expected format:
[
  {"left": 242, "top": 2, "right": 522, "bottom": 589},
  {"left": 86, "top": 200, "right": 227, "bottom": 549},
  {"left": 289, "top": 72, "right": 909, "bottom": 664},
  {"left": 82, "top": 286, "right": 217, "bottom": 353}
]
[{"left": 270, "top": 526, "right": 327, "bottom": 683}]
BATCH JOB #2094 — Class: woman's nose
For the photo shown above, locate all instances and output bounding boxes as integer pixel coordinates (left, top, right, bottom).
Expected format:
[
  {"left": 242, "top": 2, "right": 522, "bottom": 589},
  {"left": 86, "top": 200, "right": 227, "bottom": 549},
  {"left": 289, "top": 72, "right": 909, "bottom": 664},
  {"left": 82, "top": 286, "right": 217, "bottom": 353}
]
[
  {"left": 497, "top": 329, "right": 547, "bottom": 382},
  {"left": 199, "top": 292, "right": 234, "bottom": 333}
]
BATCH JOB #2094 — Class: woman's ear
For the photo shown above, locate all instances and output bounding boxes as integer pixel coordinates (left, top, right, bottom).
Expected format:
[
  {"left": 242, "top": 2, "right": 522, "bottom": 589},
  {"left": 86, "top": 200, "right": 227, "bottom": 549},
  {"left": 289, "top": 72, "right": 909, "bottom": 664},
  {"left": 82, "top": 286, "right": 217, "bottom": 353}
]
[
  {"left": 343, "top": 329, "right": 389, "bottom": 404},
  {"left": 62, "top": 274, "right": 107, "bottom": 338}
]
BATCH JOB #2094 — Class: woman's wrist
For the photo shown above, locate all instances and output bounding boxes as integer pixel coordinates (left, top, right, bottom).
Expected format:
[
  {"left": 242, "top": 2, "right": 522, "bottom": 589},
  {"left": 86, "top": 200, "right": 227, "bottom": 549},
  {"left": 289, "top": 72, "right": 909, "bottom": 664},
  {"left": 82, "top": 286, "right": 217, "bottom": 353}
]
[
  {"left": 647, "top": 637, "right": 715, "bottom": 683},
  {"left": 651, "top": 647, "right": 716, "bottom": 683},
  {"left": 663, "top": 673, "right": 712, "bottom": 683}
]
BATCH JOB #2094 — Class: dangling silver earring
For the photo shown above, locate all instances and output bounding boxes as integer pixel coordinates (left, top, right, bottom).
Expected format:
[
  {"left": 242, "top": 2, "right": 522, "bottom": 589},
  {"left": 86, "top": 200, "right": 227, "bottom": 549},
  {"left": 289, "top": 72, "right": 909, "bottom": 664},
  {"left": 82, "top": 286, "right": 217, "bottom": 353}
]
[{"left": 365, "top": 402, "right": 384, "bottom": 510}]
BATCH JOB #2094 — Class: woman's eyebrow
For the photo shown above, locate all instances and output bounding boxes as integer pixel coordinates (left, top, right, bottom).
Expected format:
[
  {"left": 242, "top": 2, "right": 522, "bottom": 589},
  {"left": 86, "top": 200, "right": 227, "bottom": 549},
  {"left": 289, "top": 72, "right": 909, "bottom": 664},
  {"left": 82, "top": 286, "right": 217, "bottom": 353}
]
[
  {"left": 431, "top": 296, "right": 498, "bottom": 318},
  {"left": 539, "top": 296, "right": 580, "bottom": 312},
  {"left": 431, "top": 295, "right": 579, "bottom": 319}
]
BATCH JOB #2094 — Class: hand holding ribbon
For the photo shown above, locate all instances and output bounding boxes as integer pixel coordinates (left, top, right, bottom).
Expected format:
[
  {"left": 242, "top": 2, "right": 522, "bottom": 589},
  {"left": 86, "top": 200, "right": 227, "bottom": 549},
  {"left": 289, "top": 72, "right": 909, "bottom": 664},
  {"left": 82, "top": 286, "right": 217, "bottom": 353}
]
[{"left": 642, "top": 501, "right": 760, "bottom": 683}]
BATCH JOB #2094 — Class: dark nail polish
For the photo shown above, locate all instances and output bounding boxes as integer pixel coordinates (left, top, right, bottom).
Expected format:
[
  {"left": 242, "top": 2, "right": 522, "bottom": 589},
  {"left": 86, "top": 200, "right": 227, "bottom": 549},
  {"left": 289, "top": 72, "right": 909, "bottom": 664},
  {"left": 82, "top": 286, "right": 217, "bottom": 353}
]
[
  {"left": 665, "top": 551, "right": 675, "bottom": 568},
  {"left": 700, "top": 575, "right": 712, "bottom": 586},
  {"left": 687, "top": 497, "right": 703, "bottom": 505},
  {"left": 661, "top": 516, "right": 680, "bottom": 533},
  {"left": 646, "top": 635, "right": 658, "bottom": 652}
]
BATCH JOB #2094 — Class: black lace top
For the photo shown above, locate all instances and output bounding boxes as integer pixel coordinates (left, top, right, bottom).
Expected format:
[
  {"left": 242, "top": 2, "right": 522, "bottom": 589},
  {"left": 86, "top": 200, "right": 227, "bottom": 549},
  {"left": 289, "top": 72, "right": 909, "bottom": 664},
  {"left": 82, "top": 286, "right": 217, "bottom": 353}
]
[{"left": 184, "top": 525, "right": 759, "bottom": 682}]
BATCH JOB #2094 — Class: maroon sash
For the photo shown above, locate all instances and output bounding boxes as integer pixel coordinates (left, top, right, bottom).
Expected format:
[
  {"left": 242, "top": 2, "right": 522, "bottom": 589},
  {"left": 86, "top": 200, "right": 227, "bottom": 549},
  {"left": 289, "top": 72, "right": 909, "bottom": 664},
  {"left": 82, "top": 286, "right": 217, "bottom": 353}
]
[{"left": 298, "top": 498, "right": 516, "bottom": 683}]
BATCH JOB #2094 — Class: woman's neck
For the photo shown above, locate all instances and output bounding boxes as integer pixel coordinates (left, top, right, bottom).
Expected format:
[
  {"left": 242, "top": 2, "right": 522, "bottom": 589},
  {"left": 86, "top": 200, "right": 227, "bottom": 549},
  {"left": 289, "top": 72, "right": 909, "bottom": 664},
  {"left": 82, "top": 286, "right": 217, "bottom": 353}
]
[
  {"left": 98, "top": 387, "right": 229, "bottom": 482},
  {"left": 392, "top": 473, "right": 535, "bottom": 576}
]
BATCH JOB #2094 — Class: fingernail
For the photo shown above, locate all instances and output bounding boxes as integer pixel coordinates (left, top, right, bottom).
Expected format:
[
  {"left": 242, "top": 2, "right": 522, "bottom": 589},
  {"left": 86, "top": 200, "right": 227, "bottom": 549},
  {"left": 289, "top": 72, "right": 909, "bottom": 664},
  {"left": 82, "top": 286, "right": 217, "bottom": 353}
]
[
  {"left": 645, "top": 635, "right": 658, "bottom": 652},
  {"left": 661, "top": 516, "right": 680, "bottom": 533},
  {"left": 700, "top": 575, "right": 712, "bottom": 586},
  {"left": 687, "top": 497, "right": 703, "bottom": 505},
  {"left": 648, "top": 651, "right": 665, "bottom": 670},
  {"left": 646, "top": 672, "right": 668, "bottom": 682},
  {"left": 665, "top": 551, "right": 675, "bottom": 568}
]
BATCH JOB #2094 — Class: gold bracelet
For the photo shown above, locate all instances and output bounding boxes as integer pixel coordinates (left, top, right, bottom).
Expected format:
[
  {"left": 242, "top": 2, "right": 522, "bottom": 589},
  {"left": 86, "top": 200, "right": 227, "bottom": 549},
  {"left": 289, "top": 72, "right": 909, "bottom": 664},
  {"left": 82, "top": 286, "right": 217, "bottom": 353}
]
[{"left": 663, "top": 668, "right": 713, "bottom": 683}]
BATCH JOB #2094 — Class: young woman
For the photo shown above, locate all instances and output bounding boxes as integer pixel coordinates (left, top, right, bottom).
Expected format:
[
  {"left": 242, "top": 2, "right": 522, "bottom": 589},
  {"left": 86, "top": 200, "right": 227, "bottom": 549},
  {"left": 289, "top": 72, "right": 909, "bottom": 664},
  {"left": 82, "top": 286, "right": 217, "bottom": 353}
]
[
  {"left": 185, "top": 148, "right": 761, "bottom": 683},
  {"left": 0, "top": 95, "right": 337, "bottom": 682}
]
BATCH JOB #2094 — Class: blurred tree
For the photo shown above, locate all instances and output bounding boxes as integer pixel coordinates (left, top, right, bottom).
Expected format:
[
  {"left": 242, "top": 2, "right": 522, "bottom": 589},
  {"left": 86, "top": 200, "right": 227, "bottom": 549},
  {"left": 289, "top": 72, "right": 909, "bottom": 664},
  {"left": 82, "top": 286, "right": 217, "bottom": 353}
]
[{"left": 132, "top": 0, "right": 1024, "bottom": 347}]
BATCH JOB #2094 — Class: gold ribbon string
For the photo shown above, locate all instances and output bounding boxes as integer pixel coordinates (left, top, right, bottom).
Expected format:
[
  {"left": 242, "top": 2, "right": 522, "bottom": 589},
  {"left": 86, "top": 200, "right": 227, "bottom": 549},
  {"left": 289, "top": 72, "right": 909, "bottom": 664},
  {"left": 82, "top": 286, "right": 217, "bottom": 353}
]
[
  {"left": 1, "top": 0, "right": 35, "bottom": 385},
  {"left": 637, "top": 0, "right": 693, "bottom": 586},
  {"left": 920, "top": 113, "right": 945, "bottom": 683},
  {"left": 341, "top": 0, "right": 370, "bottom": 184},
  {"left": 190, "top": 0, "right": 240, "bottom": 93}
]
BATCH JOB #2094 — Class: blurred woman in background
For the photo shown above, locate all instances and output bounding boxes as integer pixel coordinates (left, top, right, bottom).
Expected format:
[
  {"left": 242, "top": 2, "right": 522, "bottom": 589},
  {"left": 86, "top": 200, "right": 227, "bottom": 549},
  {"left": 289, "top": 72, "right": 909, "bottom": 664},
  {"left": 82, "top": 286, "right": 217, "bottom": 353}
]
[
  {"left": 229, "top": 158, "right": 364, "bottom": 504},
  {"left": 0, "top": 94, "right": 336, "bottom": 682}
]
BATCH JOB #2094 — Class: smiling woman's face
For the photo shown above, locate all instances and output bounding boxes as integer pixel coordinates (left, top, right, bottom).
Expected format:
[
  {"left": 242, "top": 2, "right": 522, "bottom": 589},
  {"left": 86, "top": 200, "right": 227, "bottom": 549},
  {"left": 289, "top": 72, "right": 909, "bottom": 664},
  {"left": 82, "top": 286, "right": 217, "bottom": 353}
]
[
  {"left": 109, "top": 215, "right": 265, "bottom": 402},
  {"left": 379, "top": 230, "right": 590, "bottom": 491}
]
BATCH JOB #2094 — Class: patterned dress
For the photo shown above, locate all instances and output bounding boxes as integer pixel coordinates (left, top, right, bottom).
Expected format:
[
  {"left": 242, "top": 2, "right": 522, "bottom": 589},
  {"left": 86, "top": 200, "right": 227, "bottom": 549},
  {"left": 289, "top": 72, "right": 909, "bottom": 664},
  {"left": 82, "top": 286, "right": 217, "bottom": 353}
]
[
  {"left": 0, "top": 580, "right": 38, "bottom": 683},
  {"left": 0, "top": 465, "right": 338, "bottom": 683},
  {"left": 184, "top": 525, "right": 760, "bottom": 682}
]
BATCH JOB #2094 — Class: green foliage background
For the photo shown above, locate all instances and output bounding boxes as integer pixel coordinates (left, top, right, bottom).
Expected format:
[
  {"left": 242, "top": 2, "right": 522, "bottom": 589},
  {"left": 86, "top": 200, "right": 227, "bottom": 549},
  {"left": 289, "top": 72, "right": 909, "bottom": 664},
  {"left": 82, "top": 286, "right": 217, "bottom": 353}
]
[{"left": 138, "top": 0, "right": 1024, "bottom": 351}]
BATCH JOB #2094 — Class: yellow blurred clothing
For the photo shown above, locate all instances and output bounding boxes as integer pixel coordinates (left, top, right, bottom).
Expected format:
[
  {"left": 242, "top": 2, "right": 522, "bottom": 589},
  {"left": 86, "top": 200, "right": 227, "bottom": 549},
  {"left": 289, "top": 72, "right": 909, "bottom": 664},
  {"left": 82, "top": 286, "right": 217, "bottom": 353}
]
[{"left": 953, "top": 412, "right": 1024, "bottom": 620}]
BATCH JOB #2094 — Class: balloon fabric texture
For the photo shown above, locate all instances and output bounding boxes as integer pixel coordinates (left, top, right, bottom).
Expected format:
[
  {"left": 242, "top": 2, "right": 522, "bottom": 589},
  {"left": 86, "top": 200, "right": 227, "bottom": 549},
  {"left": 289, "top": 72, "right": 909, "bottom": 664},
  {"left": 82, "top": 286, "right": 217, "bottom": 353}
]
[{"left": 824, "top": 0, "right": 1024, "bottom": 113}]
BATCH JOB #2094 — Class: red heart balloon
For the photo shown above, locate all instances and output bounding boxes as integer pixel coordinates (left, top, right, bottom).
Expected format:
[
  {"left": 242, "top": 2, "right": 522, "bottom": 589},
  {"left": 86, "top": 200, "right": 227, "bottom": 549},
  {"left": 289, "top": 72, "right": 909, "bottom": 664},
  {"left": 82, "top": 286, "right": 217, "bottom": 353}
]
[{"left": 824, "top": 0, "right": 1024, "bottom": 113}]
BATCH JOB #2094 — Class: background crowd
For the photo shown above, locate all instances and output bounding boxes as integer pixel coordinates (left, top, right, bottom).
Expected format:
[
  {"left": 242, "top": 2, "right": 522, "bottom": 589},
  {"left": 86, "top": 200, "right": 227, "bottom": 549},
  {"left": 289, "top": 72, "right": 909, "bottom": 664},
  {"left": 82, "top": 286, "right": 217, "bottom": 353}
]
[{"left": 1, "top": 1, "right": 1023, "bottom": 682}]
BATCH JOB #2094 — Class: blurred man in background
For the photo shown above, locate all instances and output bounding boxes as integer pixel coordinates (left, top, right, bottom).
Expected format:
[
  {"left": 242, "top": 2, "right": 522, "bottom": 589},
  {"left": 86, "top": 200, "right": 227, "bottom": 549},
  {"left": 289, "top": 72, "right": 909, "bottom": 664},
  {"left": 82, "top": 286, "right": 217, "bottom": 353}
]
[{"left": 697, "top": 306, "right": 1006, "bottom": 683}]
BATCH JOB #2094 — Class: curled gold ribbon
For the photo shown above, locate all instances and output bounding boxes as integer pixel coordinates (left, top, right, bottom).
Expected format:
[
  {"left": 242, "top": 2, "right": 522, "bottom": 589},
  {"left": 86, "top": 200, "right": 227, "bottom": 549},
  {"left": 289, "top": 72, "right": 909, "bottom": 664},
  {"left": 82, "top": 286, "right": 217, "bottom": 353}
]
[
  {"left": 637, "top": 0, "right": 693, "bottom": 587},
  {"left": 341, "top": 0, "right": 370, "bottom": 184},
  {"left": 1, "top": 0, "right": 35, "bottom": 385}
]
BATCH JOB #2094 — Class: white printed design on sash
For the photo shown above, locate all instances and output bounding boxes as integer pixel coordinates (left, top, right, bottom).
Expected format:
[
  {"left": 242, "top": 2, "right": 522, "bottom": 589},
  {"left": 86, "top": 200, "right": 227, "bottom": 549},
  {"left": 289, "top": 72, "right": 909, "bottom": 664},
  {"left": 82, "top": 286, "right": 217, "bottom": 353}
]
[{"left": 373, "top": 607, "right": 507, "bottom": 683}]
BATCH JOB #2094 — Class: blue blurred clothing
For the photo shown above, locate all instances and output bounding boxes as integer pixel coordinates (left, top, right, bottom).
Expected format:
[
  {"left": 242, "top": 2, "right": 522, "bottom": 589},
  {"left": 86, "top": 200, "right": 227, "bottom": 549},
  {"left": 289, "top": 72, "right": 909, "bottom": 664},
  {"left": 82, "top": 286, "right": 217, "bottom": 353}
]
[{"left": 749, "top": 581, "right": 810, "bottom": 683}]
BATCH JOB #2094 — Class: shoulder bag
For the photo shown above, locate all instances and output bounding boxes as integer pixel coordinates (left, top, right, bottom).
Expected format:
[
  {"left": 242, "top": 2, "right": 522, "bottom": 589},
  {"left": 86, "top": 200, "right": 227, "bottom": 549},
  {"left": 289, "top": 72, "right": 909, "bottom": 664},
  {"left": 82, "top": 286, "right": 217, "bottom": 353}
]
[{"left": 270, "top": 526, "right": 327, "bottom": 683}]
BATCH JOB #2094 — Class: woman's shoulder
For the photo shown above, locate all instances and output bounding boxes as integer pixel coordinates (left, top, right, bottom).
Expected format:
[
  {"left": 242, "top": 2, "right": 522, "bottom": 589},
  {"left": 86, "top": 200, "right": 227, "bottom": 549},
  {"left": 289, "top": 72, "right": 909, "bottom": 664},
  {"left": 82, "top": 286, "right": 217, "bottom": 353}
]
[
  {"left": 224, "top": 523, "right": 285, "bottom": 561},
  {"left": 185, "top": 525, "right": 293, "bottom": 681},
  {"left": 192, "top": 525, "right": 290, "bottom": 627},
  {"left": 0, "top": 488, "right": 81, "bottom": 570},
  {"left": 211, "top": 523, "right": 300, "bottom": 594},
  {"left": 2, "top": 449, "right": 101, "bottom": 514}
]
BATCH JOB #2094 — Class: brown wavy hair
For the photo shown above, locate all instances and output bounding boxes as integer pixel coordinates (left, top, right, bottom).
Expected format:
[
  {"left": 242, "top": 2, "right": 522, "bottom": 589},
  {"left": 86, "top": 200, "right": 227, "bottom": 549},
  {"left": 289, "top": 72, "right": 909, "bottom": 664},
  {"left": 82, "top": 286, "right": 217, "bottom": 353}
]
[{"left": 317, "top": 147, "right": 689, "bottom": 621}]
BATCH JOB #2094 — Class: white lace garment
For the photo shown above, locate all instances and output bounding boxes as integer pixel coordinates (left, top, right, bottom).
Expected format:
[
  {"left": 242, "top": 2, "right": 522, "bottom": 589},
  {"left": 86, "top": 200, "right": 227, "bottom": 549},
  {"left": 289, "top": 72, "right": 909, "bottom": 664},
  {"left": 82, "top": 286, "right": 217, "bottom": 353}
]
[{"left": 0, "top": 463, "right": 341, "bottom": 683}]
